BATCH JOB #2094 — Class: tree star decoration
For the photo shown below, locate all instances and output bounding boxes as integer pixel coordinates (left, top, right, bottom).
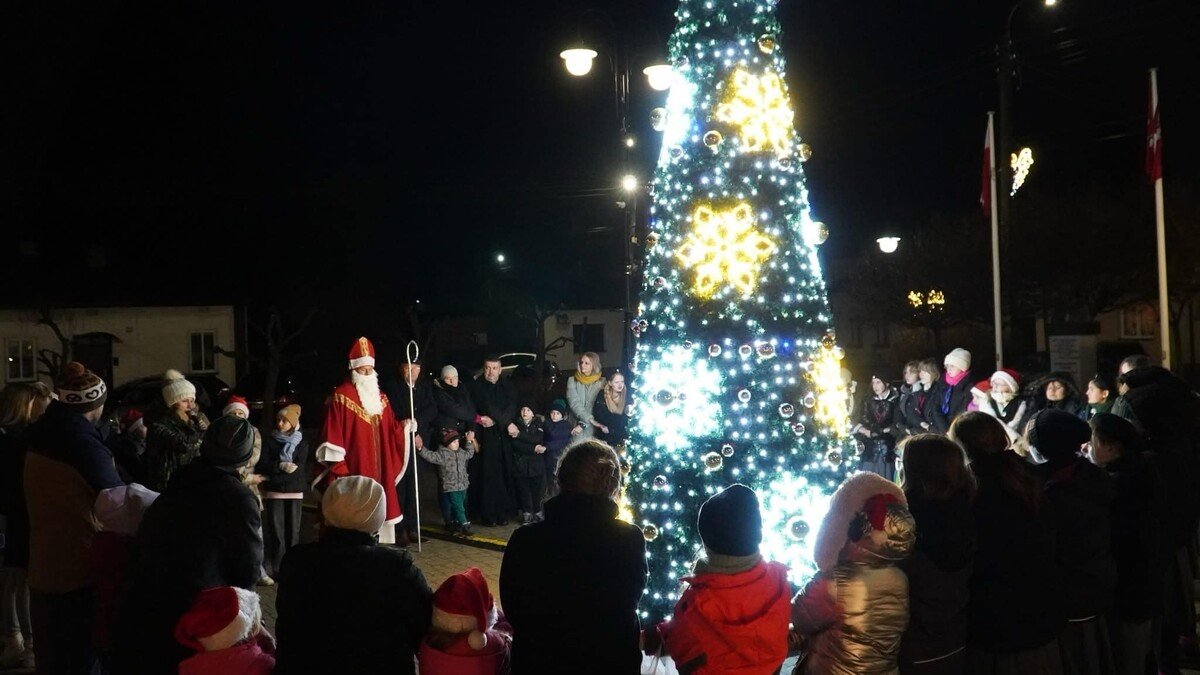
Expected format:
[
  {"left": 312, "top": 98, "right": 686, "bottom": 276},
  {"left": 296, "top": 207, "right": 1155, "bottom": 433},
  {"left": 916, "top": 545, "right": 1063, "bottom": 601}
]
[
  {"left": 675, "top": 202, "right": 776, "bottom": 299},
  {"left": 713, "top": 68, "right": 794, "bottom": 157}
]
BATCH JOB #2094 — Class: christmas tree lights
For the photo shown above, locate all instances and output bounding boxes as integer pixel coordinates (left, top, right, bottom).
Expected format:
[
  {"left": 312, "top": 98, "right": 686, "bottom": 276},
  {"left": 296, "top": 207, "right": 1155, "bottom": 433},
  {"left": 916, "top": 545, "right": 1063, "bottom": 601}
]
[{"left": 626, "top": 0, "right": 854, "bottom": 623}]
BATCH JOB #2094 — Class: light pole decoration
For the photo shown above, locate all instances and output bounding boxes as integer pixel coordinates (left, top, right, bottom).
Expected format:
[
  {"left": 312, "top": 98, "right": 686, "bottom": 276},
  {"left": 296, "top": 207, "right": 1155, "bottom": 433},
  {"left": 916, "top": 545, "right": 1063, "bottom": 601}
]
[{"left": 626, "top": 0, "right": 852, "bottom": 623}]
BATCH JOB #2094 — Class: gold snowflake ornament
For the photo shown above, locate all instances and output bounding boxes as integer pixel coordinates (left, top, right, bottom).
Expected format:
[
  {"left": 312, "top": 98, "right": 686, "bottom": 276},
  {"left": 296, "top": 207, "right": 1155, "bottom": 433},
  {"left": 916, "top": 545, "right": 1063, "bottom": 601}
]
[
  {"left": 713, "top": 68, "right": 794, "bottom": 157},
  {"left": 675, "top": 202, "right": 776, "bottom": 299}
]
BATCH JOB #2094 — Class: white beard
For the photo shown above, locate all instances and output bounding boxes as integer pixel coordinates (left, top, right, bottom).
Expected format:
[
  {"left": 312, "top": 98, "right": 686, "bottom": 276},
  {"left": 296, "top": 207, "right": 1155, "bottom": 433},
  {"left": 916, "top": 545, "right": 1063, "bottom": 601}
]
[{"left": 350, "top": 370, "right": 384, "bottom": 416}]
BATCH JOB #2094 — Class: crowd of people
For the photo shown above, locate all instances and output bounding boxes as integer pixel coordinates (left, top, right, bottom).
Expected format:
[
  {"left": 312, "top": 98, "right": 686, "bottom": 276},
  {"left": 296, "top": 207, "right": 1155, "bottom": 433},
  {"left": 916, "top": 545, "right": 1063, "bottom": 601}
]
[{"left": 0, "top": 337, "right": 1197, "bottom": 674}]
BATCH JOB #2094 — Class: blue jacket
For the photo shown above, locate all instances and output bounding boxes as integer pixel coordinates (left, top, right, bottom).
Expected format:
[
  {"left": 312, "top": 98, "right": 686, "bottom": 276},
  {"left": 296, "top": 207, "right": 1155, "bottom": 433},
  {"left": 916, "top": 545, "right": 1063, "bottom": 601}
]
[{"left": 544, "top": 419, "right": 572, "bottom": 458}]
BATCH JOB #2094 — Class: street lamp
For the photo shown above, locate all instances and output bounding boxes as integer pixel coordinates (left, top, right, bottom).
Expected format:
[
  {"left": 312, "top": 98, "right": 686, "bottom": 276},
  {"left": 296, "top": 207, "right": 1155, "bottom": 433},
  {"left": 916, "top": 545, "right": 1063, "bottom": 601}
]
[
  {"left": 621, "top": 174, "right": 639, "bottom": 193},
  {"left": 876, "top": 236, "right": 900, "bottom": 254},
  {"left": 495, "top": 253, "right": 506, "bottom": 264},
  {"left": 642, "top": 64, "right": 675, "bottom": 91},
  {"left": 560, "top": 48, "right": 598, "bottom": 77}
]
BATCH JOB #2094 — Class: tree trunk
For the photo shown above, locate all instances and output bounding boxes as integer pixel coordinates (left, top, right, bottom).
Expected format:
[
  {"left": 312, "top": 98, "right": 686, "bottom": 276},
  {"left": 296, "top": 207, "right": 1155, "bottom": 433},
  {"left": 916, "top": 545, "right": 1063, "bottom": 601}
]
[{"left": 261, "top": 351, "right": 281, "bottom": 439}]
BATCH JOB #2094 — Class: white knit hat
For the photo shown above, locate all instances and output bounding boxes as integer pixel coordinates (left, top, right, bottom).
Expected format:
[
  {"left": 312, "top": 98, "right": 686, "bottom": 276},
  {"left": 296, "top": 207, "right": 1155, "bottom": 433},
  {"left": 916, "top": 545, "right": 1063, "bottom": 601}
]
[
  {"left": 943, "top": 348, "right": 971, "bottom": 373},
  {"left": 322, "top": 476, "right": 386, "bottom": 535},
  {"left": 162, "top": 369, "right": 197, "bottom": 407},
  {"left": 441, "top": 365, "right": 459, "bottom": 379}
]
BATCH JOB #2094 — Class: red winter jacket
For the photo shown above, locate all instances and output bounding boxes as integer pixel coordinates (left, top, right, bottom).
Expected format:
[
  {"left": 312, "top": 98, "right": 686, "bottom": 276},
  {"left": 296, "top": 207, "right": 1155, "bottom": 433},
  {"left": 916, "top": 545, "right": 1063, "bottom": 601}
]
[
  {"left": 178, "top": 640, "right": 275, "bottom": 675},
  {"left": 656, "top": 560, "right": 792, "bottom": 674}
]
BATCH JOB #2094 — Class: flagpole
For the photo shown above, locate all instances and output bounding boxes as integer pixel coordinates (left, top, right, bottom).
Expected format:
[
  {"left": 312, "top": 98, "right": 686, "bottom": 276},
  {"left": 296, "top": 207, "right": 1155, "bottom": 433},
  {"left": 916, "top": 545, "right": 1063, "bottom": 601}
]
[
  {"left": 1151, "top": 68, "right": 1170, "bottom": 368},
  {"left": 988, "top": 111, "right": 1004, "bottom": 368}
]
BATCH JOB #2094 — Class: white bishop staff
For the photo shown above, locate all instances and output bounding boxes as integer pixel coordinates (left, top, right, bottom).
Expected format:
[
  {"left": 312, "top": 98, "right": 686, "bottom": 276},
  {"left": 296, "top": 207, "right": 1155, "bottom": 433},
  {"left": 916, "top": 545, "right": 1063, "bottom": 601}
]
[{"left": 406, "top": 339, "right": 422, "bottom": 552}]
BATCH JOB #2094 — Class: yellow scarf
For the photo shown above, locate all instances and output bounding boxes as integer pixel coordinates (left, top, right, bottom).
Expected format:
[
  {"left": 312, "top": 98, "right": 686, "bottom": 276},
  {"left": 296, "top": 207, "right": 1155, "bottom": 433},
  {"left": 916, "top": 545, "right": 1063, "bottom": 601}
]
[{"left": 574, "top": 371, "right": 602, "bottom": 386}]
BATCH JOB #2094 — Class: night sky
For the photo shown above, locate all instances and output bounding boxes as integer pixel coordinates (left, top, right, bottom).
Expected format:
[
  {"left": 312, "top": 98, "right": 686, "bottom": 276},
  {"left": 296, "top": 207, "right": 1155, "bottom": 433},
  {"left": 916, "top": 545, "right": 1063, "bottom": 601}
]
[{"left": 5, "top": 0, "right": 1198, "bottom": 315}]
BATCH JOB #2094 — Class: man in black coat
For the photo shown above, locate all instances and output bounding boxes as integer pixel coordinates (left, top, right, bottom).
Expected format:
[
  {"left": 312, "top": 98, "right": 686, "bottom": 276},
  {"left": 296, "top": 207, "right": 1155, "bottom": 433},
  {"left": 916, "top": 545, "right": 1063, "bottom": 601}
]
[
  {"left": 274, "top": 475, "right": 432, "bottom": 675},
  {"left": 383, "top": 359, "right": 438, "bottom": 544},
  {"left": 469, "top": 357, "right": 518, "bottom": 526},
  {"left": 111, "top": 415, "right": 263, "bottom": 674},
  {"left": 501, "top": 441, "right": 647, "bottom": 674}
]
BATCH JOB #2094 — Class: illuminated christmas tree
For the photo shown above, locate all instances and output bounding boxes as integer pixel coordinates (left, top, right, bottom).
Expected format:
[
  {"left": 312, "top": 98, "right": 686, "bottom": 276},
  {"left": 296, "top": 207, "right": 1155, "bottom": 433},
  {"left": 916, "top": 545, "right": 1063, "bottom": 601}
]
[{"left": 626, "top": 0, "right": 853, "bottom": 623}]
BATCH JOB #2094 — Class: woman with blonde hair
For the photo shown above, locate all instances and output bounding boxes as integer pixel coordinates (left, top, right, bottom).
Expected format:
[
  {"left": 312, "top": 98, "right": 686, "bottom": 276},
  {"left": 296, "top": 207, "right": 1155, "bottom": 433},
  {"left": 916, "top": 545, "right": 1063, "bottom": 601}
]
[
  {"left": 591, "top": 369, "right": 627, "bottom": 448},
  {"left": 0, "top": 383, "right": 53, "bottom": 668},
  {"left": 566, "top": 352, "right": 606, "bottom": 441}
]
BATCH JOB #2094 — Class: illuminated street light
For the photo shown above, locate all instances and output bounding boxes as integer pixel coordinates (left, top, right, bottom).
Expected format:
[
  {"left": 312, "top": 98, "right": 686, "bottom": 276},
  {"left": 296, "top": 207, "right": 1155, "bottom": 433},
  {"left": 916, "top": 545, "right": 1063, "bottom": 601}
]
[
  {"left": 496, "top": 253, "right": 507, "bottom": 264},
  {"left": 876, "top": 236, "right": 900, "bottom": 254},
  {"left": 643, "top": 64, "right": 675, "bottom": 91},
  {"left": 621, "top": 174, "right": 638, "bottom": 193},
  {"left": 560, "top": 48, "right": 598, "bottom": 76}
]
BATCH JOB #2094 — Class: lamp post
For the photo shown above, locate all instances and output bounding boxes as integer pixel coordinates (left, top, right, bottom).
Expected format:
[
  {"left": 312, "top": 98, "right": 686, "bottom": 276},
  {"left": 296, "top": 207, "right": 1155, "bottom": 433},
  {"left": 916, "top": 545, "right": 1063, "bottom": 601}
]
[
  {"left": 560, "top": 11, "right": 670, "bottom": 370},
  {"left": 876, "top": 236, "right": 900, "bottom": 254}
]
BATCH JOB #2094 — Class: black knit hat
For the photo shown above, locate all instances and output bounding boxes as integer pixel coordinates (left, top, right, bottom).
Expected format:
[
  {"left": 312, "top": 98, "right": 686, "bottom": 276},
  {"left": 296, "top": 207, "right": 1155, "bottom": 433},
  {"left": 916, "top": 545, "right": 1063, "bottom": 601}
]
[
  {"left": 1089, "top": 413, "right": 1143, "bottom": 456},
  {"left": 697, "top": 483, "right": 762, "bottom": 557},
  {"left": 1027, "top": 409, "right": 1090, "bottom": 464},
  {"left": 200, "top": 415, "right": 256, "bottom": 467}
]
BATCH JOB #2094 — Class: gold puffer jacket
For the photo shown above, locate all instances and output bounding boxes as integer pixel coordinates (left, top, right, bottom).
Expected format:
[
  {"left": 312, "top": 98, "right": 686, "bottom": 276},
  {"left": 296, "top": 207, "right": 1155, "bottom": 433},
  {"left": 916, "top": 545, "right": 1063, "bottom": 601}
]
[{"left": 793, "top": 561, "right": 910, "bottom": 675}]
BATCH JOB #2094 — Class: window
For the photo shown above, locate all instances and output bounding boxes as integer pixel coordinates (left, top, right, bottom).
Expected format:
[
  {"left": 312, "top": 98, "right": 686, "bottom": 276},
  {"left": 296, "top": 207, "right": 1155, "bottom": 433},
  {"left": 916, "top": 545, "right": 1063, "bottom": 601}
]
[
  {"left": 1120, "top": 305, "right": 1157, "bottom": 339},
  {"left": 6, "top": 340, "right": 35, "bottom": 382},
  {"left": 572, "top": 323, "right": 606, "bottom": 354},
  {"left": 190, "top": 332, "right": 216, "bottom": 372},
  {"left": 873, "top": 322, "right": 890, "bottom": 348}
]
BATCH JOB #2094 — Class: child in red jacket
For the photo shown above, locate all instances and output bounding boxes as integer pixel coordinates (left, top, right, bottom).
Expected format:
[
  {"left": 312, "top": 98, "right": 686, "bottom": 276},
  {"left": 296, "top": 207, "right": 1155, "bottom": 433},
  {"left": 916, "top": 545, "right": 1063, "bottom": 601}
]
[
  {"left": 642, "top": 484, "right": 792, "bottom": 674},
  {"left": 174, "top": 586, "right": 276, "bottom": 674},
  {"left": 419, "top": 567, "right": 512, "bottom": 674}
]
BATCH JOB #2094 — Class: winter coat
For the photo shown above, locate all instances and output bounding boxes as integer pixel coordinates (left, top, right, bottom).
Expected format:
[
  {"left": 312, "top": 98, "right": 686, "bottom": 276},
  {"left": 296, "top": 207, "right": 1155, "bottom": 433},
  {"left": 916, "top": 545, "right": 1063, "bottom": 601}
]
[
  {"left": 274, "top": 526, "right": 432, "bottom": 675},
  {"left": 855, "top": 389, "right": 899, "bottom": 438},
  {"left": 979, "top": 395, "right": 1027, "bottom": 439},
  {"left": 91, "top": 531, "right": 134, "bottom": 653},
  {"left": 940, "top": 372, "right": 973, "bottom": 423},
  {"left": 111, "top": 459, "right": 263, "bottom": 674},
  {"left": 384, "top": 376, "right": 439, "bottom": 449},
  {"left": 419, "top": 441, "right": 476, "bottom": 493},
  {"left": 896, "top": 384, "right": 946, "bottom": 435},
  {"left": 592, "top": 393, "right": 628, "bottom": 448},
  {"left": 792, "top": 562, "right": 910, "bottom": 674},
  {"left": 967, "top": 456, "right": 1064, "bottom": 654},
  {"left": 145, "top": 413, "right": 203, "bottom": 491},
  {"left": 0, "top": 425, "right": 31, "bottom": 569},
  {"left": 108, "top": 433, "right": 147, "bottom": 485},
  {"left": 500, "top": 493, "right": 646, "bottom": 674},
  {"left": 255, "top": 433, "right": 310, "bottom": 496},
  {"left": 1017, "top": 373, "right": 1086, "bottom": 432},
  {"left": 542, "top": 419, "right": 572, "bottom": 466},
  {"left": 433, "top": 379, "right": 478, "bottom": 436},
  {"left": 1104, "top": 452, "right": 1164, "bottom": 621},
  {"left": 1040, "top": 458, "right": 1116, "bottom": 619},
  {"left": 471, "top": 378, "right": 519, "bottom": 431},
  {"left": 653, "top": 559, "right": 791, "bottom": 675},
  {"left": 418, "top": 626, "right": 512, "bottom": 675},
  {"left": 566, "top": 376, "right": 605, "bottom": 440},
  {"left": 898, "top": 492, "right": 976, "bottom": 667},
  {"left": 893, "top": 384, "right": 920, "bottom": 437},
  {"left": 23, "top": 401, "right": 123, "bottom": 594},
  {"left": 510, "top": 417, "right": 547, "bottom": 478},
  {"left": 178, "top": 639, "right": 275, "bottom": 675}
]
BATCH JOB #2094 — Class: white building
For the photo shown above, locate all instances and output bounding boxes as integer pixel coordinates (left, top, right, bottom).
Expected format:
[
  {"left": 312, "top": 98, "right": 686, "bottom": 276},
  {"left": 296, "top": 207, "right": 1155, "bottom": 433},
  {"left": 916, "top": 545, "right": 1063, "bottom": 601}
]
[
  {"left": 2, "top": 305, "right": 239, "bottom": 388},
  {"left": 542, "top": 308, "right": 626, "bottom": 370}
]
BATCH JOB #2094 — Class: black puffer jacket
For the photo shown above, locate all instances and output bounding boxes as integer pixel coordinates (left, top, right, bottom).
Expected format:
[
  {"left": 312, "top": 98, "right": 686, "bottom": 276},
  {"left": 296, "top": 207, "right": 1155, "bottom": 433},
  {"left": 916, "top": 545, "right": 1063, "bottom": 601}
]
[
  {"left": 896, "top": 384, "right": 947, "bottom": 436},
  {"left": 112, "top": 458, "right": 262, "bottom": 674},
  {"left": 432, "top": 379, "right": 477, "bottom": 435},
  {"left": 274, "top": 527, "right": 432, "bottom": 674},
  {"left": 899, "top": 491, "right": 977, "bottom": 666},
  {"left": 510, "top": 416, "right": 547, "bottom": 478},
  {"left": 255, "top": 433, "right": 311, "bottom": 494},
  {"left": 1040, "top": 458, "right": 1116, "bottom": 619},
  {"left": 144, "top": 414, "right": 203, "bottom": 491}
]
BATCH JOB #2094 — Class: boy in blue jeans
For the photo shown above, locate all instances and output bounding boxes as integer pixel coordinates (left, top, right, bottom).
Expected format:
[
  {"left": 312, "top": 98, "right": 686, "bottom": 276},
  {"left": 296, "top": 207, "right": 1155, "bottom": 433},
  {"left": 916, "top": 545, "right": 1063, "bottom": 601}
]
[{"left": 419, "top": 428, "right": 477, "bottom": 536}]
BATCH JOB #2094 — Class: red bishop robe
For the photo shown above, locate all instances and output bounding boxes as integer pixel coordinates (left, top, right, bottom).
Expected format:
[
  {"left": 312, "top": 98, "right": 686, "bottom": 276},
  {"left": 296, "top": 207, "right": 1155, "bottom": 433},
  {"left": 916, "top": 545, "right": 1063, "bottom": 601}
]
[{"left": 316, "top": 380, "right": 411, "bottom": 527}]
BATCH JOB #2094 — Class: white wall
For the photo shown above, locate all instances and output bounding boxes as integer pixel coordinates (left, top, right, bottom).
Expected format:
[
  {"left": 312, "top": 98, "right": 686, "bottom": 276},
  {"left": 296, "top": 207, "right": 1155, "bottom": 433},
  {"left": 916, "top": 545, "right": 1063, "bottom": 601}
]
[
  {"left": 542, "top": 308, "right": 626, "bottom": 370},
  {"left": 0, "top": 306, "right": 238, "bottom": 387}
]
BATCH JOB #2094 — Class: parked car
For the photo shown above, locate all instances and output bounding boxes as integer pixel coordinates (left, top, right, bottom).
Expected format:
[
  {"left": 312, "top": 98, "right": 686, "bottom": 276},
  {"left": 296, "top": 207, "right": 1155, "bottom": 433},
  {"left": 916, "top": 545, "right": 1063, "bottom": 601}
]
[
  {"left": 104, "top": 373, "right": 231, "bottom": 425},
  {"left": 232, "top": 369, "right": 322, "bottom": 427}
]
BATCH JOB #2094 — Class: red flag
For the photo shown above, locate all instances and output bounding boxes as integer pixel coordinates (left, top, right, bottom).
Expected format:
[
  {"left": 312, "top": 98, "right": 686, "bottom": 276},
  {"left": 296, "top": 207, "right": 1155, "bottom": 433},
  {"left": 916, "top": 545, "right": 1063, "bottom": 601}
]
[
  {"left": 1147, "top": 75, "right": 1163, "bottom": 181},
  {"left": 980, "top": 115, "right": 994, "bottom": 215}
]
